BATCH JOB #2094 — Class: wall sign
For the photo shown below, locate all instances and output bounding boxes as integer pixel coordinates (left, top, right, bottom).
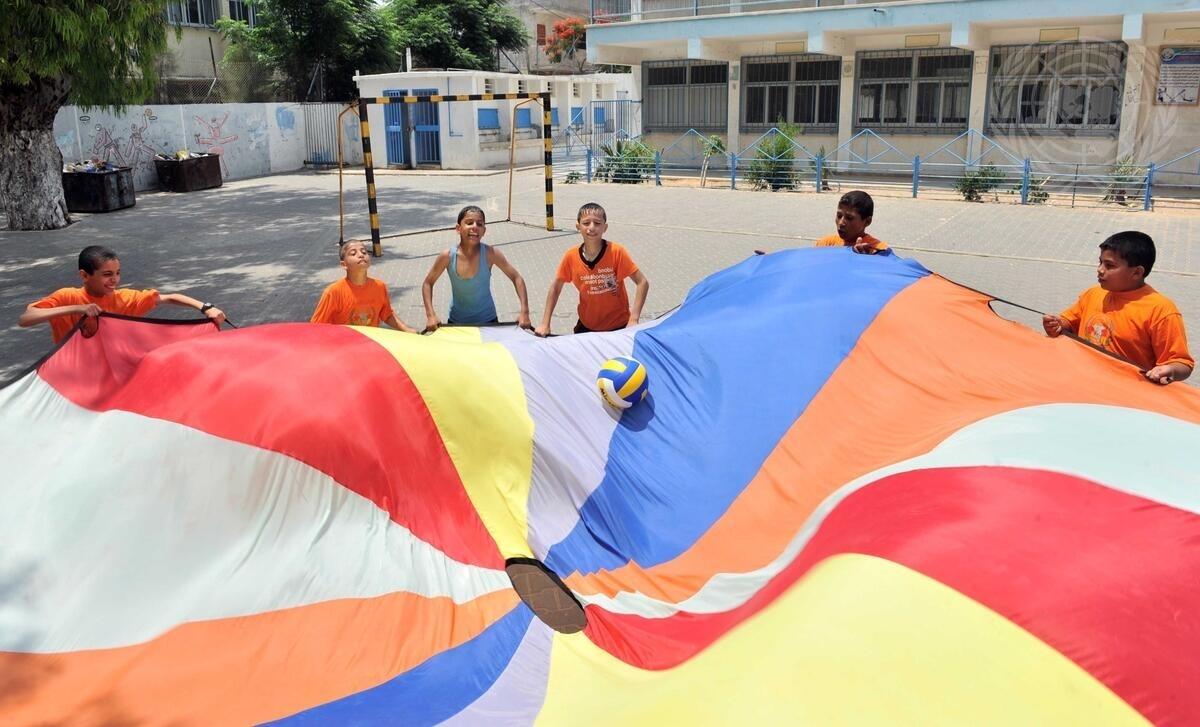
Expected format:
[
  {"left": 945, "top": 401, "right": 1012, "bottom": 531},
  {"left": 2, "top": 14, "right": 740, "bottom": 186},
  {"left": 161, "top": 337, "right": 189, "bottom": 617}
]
[{"left": 1155, "top": 47, "right": 1200, "bottom": 105}]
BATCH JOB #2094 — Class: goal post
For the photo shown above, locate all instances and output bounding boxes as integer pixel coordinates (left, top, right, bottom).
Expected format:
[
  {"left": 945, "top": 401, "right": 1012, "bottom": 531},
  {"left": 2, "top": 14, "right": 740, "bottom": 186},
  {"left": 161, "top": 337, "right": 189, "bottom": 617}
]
[{"left": 356, "top": 91, "right": 555, "bottom": 257}]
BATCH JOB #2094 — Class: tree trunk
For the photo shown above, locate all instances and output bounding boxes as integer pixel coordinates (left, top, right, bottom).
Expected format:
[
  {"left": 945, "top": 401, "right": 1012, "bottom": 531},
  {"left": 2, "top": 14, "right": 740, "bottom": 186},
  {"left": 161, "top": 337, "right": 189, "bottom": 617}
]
[{"left": 0, "top": 76, "right": 72, "bottom": 230}]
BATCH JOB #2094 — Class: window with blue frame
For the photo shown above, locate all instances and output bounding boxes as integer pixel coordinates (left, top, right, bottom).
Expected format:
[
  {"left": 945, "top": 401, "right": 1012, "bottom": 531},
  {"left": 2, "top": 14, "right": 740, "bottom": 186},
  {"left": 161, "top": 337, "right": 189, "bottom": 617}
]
[
  {"left": 570, "top": 107, "right": 584, "bottom": 128},
  {"left": 478, "top": 108, "right": 501, "bottom": 130},
  {"left": 551, "top": 108, "right": 560, "bottom": 126},
  {"left": 515, "top": 108, "right": 537, "bottom": 129}
]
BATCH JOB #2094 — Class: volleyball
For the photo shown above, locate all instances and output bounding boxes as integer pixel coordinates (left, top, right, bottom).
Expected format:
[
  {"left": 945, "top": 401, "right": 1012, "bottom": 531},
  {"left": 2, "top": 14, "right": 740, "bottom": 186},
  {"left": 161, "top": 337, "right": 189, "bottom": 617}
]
[{"left": 597, "top": 356, "right": 649, "bottom": 410}]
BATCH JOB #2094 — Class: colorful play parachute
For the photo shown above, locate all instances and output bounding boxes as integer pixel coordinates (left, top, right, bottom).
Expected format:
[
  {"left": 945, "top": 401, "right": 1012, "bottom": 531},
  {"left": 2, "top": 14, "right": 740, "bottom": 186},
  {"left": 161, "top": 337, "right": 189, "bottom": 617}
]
[{"left": 3, "top": 249, "right": 1200, "bottom": 725}]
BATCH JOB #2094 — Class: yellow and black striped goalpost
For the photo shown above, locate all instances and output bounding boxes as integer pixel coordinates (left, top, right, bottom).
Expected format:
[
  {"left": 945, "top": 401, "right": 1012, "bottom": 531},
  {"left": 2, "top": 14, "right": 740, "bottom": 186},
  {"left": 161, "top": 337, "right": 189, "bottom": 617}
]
[{"left": 356, "top": 92, "right": 555, "bottom": 257}]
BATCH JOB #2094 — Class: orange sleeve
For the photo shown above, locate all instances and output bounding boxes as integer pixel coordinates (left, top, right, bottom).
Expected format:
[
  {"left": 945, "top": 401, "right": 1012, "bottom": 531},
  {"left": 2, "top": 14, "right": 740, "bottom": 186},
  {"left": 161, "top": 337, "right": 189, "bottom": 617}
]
[
  {"left": 555, "top": 250, "right": 574, "bottom": 283},
  {"left": 310, "top": 286, "right": 341, "bottom": 324},
  {"left": 131, "top": 289, "right": 160, "bottom": 315},
  {"left": 1150, "top": 312, "right": 1194, "bottom": 369},
  {"left": 31, "top": 288, "right": 78, "bottom": 309},
  {"left": 1060, "top": 290, "right": 1088, "bottom": 333}
]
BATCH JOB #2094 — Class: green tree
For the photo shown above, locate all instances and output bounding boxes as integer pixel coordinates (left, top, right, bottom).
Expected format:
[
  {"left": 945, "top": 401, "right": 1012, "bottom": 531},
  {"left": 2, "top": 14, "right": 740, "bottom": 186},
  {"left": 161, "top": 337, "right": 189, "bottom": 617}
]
[
  {"left": 544, "top": 18, "right": 587, "bottom": 73},
  {"left": 390, "top": 0, "right": 527, "bottom": 71},
  {"left": 220, "top": 0, "right": 399, "bottom": 102},
  {"left": 0, "top": 0, "right": 172, "bottom": 230}
]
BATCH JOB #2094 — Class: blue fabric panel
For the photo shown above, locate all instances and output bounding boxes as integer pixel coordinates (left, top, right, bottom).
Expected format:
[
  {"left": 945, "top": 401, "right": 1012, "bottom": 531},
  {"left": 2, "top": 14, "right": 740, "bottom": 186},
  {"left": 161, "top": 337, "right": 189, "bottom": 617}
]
[
  {"left": 269, "top": 606, "right": 533, "bottom": 726},
  {"left": 544, "top": 249, "right": 930, "bottom": 575}
]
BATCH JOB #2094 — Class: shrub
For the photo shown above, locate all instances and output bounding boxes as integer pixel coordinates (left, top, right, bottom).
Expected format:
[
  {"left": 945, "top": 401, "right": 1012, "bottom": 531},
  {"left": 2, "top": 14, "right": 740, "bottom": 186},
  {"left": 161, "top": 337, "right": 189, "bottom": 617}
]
[
  {"left": 1008, "top": 174, "right": 1050, "bottom": 204},
  {"left": 595, "top": 138, "right": 654, "bottom": 183},
  {"left": 747, "top": 123, "right": 803, "bottom": 191},
  {"left": 955, "top": 164, "right": 1004, "bottom": 202},
  {"left": 564, "top": 169, "right": 581, "bottom": 184},
  {"left": 700, "top": 134, "right": 726, "bottom": 188},
  {"left": 1103, "top": 154, "right": 1142, "bottom": 205}
]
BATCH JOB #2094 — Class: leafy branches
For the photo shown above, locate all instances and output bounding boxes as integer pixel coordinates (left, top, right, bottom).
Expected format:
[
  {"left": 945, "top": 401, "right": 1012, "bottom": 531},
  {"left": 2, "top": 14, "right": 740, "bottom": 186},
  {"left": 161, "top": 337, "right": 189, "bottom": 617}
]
[
  {"left": 544, "top": 18, "right": 587, "bottom": 73},
  {"left": 390, "top": 0, "right": 527, "bottom": 71}
]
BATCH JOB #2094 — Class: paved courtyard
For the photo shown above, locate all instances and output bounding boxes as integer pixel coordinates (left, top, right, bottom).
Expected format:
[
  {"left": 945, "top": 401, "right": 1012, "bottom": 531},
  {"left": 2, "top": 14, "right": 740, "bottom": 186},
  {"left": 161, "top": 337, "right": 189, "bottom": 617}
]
[{"left": 2, "top": 167, "right": 1198, "bottom": 385}]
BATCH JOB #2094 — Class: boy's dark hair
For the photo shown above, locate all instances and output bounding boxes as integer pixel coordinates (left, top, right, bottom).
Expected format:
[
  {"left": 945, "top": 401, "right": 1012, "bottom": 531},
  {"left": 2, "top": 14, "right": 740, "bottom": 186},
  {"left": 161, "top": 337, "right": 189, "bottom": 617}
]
[
  {"left": 1100, "top": 231, "right": 1156, "bottom": 276},
  {"left": 577, "top": 202, "right": 607, "bottom": 221},
  {"left": 339, "top": 239, "right": 367, "bottom": 261},
  {"left": 838, "top": 190, "right": 874, "bottom": 220},
  {"left": 78, "top": 246, "right": 118, "bottom": 274},
  {"left": 457, "top": 205, "right": 486, "bottom": 224}
]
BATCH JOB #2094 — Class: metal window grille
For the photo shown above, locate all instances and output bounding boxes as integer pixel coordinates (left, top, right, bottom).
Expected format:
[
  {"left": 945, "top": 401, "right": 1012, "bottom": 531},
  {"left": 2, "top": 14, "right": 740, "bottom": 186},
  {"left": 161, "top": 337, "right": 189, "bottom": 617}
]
[
  {"left": 986, "top": 41, "right": 1126, "bottom": 134},
  {"left": 228, "top": 0, "right": 256, "bottom": 25},
  {"left": 484, "top": 78, "right": 495, "bottom": 94},
  {"left": 572, "top": 82, "right": 582, "bottom": 97},
  {"left": 742, "top": 54, "right": 840, "bottom": 133},
  {"left": 518, "top": 80, "right": 528, "bottom": 94},
  {"left": 643, "top": 60, "right": 728, "bottom": 132},
  {"left": 853, "top": 48, "right": 972, "bottom": 132},
  {"left": 166, "top": 0, "right": 218, "bottom": 26}
]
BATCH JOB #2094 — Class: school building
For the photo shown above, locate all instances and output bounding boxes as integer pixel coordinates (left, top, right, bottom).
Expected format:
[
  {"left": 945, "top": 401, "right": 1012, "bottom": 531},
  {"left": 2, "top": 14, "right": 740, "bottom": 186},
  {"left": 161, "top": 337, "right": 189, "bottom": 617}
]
[
  {"left": 354, "top": 70, "right": 638, "bottom": 170},
  {"left": 585, "top": 0, "right": 1200, "bottom": 172}
]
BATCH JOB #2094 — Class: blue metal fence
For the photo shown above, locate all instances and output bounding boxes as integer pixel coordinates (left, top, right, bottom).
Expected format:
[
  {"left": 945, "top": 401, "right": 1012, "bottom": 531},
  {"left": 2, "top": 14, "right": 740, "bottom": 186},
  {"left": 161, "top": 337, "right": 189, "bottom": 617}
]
[{"left": 559, "top": 125, "right": 1198, "bottom": 210}]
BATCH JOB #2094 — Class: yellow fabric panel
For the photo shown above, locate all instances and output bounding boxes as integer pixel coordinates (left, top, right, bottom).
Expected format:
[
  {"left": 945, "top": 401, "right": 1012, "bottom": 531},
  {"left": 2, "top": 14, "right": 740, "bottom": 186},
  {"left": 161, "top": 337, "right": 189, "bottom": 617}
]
[
  {"left": 426, "top": 327, "right": 483, "bottom": 343},
  {"left": 355, "top": 327, "right": 535, "bottom": 559},
  {"left": 537, "top": 554, "right": 1147, "bottom": 726}
]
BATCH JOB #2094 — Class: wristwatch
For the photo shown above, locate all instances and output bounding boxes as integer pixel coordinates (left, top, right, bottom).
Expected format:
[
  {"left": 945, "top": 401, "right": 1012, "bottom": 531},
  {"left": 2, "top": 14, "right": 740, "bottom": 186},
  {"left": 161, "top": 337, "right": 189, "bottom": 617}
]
[{"left": 200, "top": 302, "right": 214, "bottom": 313}]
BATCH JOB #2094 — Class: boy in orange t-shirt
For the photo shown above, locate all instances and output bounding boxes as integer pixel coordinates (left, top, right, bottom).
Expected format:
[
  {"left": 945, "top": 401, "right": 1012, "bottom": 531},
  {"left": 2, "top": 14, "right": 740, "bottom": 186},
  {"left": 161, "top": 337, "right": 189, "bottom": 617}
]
[
  {"left": 813, "top": 190, "right": 889, "bottom": 254},
  {"left": 20, "top": 245, "right": 226, "bottom": 343},
  {"left": 1044, "top": 231, "right": 1193, "bottom": 385},
  {"left": 535, "top": 202, "right": 649, "bottom": 336},
  {"left": 311, "top": 239, "right": 416, "bottom": 332}
]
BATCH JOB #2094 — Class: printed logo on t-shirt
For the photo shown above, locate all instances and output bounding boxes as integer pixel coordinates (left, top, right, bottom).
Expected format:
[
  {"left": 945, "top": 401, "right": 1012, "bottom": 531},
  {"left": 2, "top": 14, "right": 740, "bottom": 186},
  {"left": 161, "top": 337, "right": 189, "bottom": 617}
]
[
  {"left": 349, "top": 306, "right": 377, "bottom": 326},
  {"left": 580, "top": 267, "right": 619, "bottom": 296},
  {"left": 1082, "top": 314, "right": 1114, "bottom": 349}
]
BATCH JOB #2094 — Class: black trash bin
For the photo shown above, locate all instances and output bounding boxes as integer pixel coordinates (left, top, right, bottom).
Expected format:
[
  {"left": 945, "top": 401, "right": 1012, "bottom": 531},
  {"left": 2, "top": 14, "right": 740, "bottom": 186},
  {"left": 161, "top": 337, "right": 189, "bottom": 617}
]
[
  {"left": 61, "top": 167, "right": 136, "bottom": 213},
  {"left": 154, "top": 153, "right": 223, "bottom": 192}
]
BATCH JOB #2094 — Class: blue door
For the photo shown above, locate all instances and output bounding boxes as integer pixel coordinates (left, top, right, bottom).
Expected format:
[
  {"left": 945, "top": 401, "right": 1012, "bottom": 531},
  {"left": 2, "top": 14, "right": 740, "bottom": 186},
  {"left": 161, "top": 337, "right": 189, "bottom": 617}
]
[
  {"left": 384, "top": 88, "right": 407, "bottom": 166},
  {"left": 412, "top": 87, "right": 441, "bottom": 165}
]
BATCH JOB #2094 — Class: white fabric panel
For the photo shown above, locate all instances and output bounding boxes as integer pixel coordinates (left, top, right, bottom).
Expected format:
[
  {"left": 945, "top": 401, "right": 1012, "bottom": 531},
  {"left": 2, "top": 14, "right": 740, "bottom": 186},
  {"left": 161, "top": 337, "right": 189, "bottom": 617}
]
[
  {"left": 0, "top": 373, "right": 510, "bottom": 653},
  {"left": 484, "top": 319, "right": 665, "bottom": 560}
]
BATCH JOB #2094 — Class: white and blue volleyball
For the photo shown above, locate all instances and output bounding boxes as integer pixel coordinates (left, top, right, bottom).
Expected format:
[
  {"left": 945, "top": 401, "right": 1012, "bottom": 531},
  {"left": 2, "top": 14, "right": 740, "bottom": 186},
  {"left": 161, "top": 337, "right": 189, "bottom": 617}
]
[{"left": 597, "top": 356, "right": 649, "bottom": 410}]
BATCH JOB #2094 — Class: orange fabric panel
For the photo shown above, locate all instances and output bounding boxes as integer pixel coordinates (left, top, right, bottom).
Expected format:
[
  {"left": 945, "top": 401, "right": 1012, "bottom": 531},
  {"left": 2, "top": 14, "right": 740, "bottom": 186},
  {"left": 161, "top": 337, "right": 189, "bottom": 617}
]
[
  {"left": 813, "top": 233, "right": 889, "bottom": 251},
  {"left": 310, "top": 277, "right": 395, "bottom": 326},
  {"left": 31, "top": 287, "right": 159, "bottom": 342},
  {"left": 555, "top": 241, "right": 639, "bottom": 331},
  {"left": 566, "top": 276, "right": 1200, "bottom": 600},
  {"left": 1060, "top": 285, "right": 1193, "bottom": 371},
  {"left": 0, "top": 589, "right": 518, "bottom": 726}
]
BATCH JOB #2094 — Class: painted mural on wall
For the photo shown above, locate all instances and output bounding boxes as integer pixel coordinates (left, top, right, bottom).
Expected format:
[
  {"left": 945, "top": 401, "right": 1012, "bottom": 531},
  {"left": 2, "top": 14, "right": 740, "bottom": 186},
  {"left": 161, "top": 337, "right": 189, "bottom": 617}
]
[{"left": 52, "top": 103, "right": 358, "bottom": 192}]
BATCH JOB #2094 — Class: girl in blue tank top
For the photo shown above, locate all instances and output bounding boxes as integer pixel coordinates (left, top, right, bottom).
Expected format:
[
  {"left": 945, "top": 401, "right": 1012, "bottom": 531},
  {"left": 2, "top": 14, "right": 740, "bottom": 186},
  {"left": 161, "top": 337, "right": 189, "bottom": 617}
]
[{"left": 421, "top": 206, "right": 533, "bottom": 331}]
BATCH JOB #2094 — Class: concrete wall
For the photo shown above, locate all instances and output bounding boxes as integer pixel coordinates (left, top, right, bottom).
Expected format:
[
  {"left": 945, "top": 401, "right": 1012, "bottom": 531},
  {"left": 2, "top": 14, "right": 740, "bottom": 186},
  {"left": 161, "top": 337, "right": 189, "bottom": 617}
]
[
  {"left": 165, "top": 27, "right": 229, "bottom": 79},
  {"left": 52, "top": 102, "right": 353, "bottom": 191},
  {"left": 1129, "top": 21, "right": 1200, "bottom": 182},
  {"left": 355, "top": 71, "right": 638, "bottom": 169},
  {"left": 590, "top": 0, "right": 1200, "bottom": 171}
]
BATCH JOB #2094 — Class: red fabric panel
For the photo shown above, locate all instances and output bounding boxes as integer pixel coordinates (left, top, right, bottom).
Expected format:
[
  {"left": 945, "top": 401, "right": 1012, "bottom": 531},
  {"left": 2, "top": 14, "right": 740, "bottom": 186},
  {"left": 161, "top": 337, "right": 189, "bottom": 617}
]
[
  {"left": 584, "top": 466, "right": 1200, "bottom": 726},
  {"left": 37, "top": 318, "right": 503, "bottom": 569}
]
